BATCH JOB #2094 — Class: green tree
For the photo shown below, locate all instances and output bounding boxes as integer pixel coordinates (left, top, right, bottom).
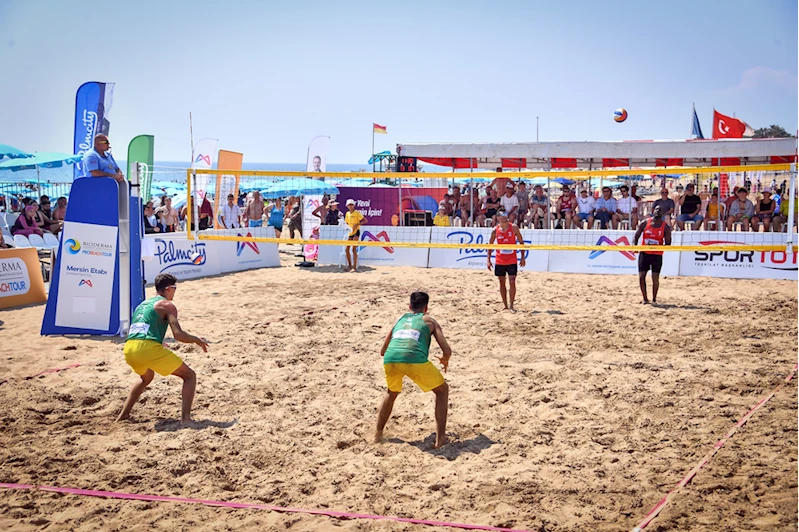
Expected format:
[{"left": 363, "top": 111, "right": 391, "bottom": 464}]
[{"left": 753, "top": 125, "right": 795, "bottom": 138}]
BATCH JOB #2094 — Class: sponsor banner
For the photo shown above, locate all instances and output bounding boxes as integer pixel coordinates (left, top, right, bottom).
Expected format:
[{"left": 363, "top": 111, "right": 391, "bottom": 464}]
[
  {"left": 192, "top": 137, "right": 218, "bottom": 204},
  {"left": 335, "top": 186, "right": 448, "bottom": 227},
  {"left": 427, "top": 227, "right": 549, "bottom": 271},
  {"left": 547, "top": 230, "right": 680, "bottom": 276},
  {"left": 317, "top": 225, "right": 430, "bottom": 267},
  {"left": 55, "top": 221, "right": 118, "bottom": 330},
  {"left": 143, "top": 235, "right": 221, "bottom": 283},
  {"left": 306, "top": 136, "right": 330, "bottom": 174},
  {"left": 73, "top": 81, "right": 114, "bottom": 179},
  {"left": 679, "top": 232, "right": 797, "bottom": 280},
  {"left": 0, "top": 248, "right": 47, "bottom": 309},
  {"left": 214, "top": 150, "right": 243, "bottom": 229},
  {"left": 221, "top": 227, "right": 280, "bottom": 271},
  {"left": 303, "top": 195, "right": 324, "bottom": 239},
  {"left": 127, "top": 135, "right": 155, "bottom": 201}
]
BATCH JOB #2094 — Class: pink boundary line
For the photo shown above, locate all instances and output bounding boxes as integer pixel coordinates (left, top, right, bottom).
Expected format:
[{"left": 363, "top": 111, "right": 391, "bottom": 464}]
[
  {"left": 632, "top": 362, "right": 798, "bottom": 531},
  {"left": 0, "top": 483, "right": 533, "bottom": 532}
]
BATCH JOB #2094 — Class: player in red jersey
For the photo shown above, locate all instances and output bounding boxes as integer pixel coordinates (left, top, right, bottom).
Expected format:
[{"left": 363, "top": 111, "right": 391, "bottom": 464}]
[
  {"left": 487, "top": 208, "right": 526, "bottom": 312},
  {"left": 633, "top": 205, "right": 672, "bottom": 304}
]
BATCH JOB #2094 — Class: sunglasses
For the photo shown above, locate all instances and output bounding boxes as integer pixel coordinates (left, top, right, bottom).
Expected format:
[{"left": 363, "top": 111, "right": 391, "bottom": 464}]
[
  {"left": 165, "top": 285, "right": 177, "bottom": 291},
  {"left": 97, "top": 140, "right": 109, "bottom": 144}
]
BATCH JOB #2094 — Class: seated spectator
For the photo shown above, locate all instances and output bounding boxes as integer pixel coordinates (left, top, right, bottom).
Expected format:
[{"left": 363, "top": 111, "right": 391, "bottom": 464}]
[
  {"left": 576, "top": 188, "right": 595, "bottom": 229},
  {"left": 594, "top": 187, "right": 617, "bottom": 229},
  {"left": 528, "top": 185, "right": 549, "bottom": 229},
  {"left": 677, "top": 183, "right": 703, "bottom": 230},
  {"left": 752, "top": 188, "right": 776, "bottom": 232},
  {"left": 705, "top": 193, "right": 725, "bottom": 230},
  {"left": 11, "top": 205, "right": 44, "bottom": 237},
  {"left": 499, "top": 183, "right": 520, "bottom": 224},
  {"left": 433, "top": 205, "right": 451, "bottom": 227},
  {"left": 479, "top": 188, "right": 501, "bottom": 227},
  {"left": 652, "top": 188, "right": 676, "bottom": 225},
  {"left": 726, "top": 188, "right": 755, "bottom": 231},
  {"left": 515, "top": 182, "right": 529, "bottom": 227},
  {"left": 0, "top": 231, "right": 11, "bottom": 249},
  {"left": 772, "top": 193, "right": 797, "bottom": 232},
  {"left": 52, "top": 197, "right": 67, "bottom": 221},
  {"left": 441, "top": 194, "right": 454, "bottom": 217},
  {"left": 616, "top": 185, "right": 638, "bottom": 229},
  {"left": 34, "top": 197, "right": 62, "bottom": 234},
  {"left": 143, "top": 202, "right": 161, "bottom": 234},
  {"left": 555, "top": 186, "right": 577, "bottom": 229},
  {"left": 723, "top": 187, "right": 738, "bottom": 214}
]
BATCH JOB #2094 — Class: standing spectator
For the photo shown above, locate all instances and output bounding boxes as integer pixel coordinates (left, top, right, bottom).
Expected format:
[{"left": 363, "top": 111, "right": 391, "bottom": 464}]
[
  {"left": 433, "top": 205, "right": 451, "bottom": 227},
  {"left": 594, "top": 187, "right": 618, "bottom": 229},
  {"left": 266, "top": 198, "right": 285, "bottom": 238},
  {"left": 83, "top": 134, "right": 124, "bottom": 182},
  {"left": 576, "top": 188, "right": 595, "bottom": 229},
  {"left": 652, "top": 189, "right": 676, "bottom": 225},
  {"left": 197, "top": 196, "right": 214, "bottom": 230},
  {"left": 324, "top": 200, "right": 342, "bottom": 225},
  {"left": 11, "top": 205, "right": 43, "bottom": 237},
  {"left": 615, "top": 185, "right": 639, "bottom": 229},
  {"left": 245, "top": 191, "right": 267, "bottom": 227},
  {"left": 554, "top": 186, "right": 577, "bottom": 229},
  {"left": 752, "top": 189, "right": 775, "bottom": 232},
  {"left": 515, "top": 182, "right": 529, "bottom": 227},
  {"left": 528, "top": 185, "right": 549, "bottom": 229},
  {"left": 220, "top": 194, "right": 242, "bottom": 229},
  {"left": 677, "top": 183, "right": 703, "bottom": 231},
  {"left": 158, "top": 197, "right": 179, "bottom": 232},
  {"left": 726, "top": 188, "right": 755, "bottom": 231},
  {"left": 499, "top": 183, "right": 520, "bottom": 224},
  {"left": 52, "top": 197, "right": 68, "bottom": 221},
  {"left": 288, "top": 198, "right": 303, "bottom": 239},
  {"left": 312, "top": 196, "right": 330, "bottom": 224},
  {"left": 488, "top": 167, "right": 511, "bottom": 192},
  {"left": 143, "top": 202, "right": 161, "bottom": 234}
]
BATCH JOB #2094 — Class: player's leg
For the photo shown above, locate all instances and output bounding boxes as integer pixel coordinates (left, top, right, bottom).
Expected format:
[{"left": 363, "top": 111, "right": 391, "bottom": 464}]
[
  {"left": 432, "top": 382, "right": 449, "bottom": 449},
  {"left": 497, "top": 270, "right": 508, "bottom": 309},
  {"left": 352, "top": 246, "right": 359, "bottom": 271},
  {"left": 345, "top": 241, "right": 353, "bottom": 269},
  {"left": 508, "top": 274, "right": 517, "bottom": 312},
  {"left": 651, "top": 272, "right": 660, "bottom": 303},
  {"left": 638, "top": 254, "right": 649, "bottom": 304},
  {"left": 171, "top": 363, "right": 197, "bottom": 425},
  {"left": 375, "top": 390, "right": 399, "bottom": 442},
  {"left": 117, "top": 369, "right": 154, "bottom": 421}
]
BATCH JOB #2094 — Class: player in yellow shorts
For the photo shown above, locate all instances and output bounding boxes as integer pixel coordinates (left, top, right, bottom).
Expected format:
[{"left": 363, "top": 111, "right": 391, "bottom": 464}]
[
  {"left": 116, "top": 273, "right": 209, "bottom": 425},
  {"left": 376, "top": 291, "right": 453, "bottom": 448}
]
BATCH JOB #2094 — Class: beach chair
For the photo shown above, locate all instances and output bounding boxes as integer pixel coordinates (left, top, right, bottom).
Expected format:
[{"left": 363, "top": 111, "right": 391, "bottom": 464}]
[
  {"left": 1, "top": 226, "right": 14, "bottom": 246},
  {"left": 43, "top": 232, "right": 60, "bottom": 251},
  {"left": 13, "top": 234, "right": 32, "bottom": 248}
]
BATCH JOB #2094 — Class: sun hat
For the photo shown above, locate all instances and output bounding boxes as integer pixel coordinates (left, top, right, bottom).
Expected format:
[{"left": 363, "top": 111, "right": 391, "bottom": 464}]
[{"left": 346, "top": 199, "right": 355, "bottom": 206}]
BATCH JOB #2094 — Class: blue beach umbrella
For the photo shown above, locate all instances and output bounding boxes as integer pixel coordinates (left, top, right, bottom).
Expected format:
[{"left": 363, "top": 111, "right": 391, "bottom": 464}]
[
  {"left": 0, "top": 144, "right": 33, "bottom": 160},
  {"left": 0, "top": 152, "right": 83, "bottom": 193},
  {"left": 261, "top": 178, "right": 339, "bottom": 199}
]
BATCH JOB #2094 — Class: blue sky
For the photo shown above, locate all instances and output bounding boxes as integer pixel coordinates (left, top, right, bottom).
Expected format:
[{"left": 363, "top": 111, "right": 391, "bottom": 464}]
[{"left": 0, "top": 0, "right": 796, "bottom": 164}]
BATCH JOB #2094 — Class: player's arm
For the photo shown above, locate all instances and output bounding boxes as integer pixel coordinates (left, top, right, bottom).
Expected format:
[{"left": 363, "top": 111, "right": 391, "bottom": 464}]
[
  {"left": 513, "top": 226, "right": 526, "bottom": 266},
  {"left": 312, "top": 205, "right": 324, "bottom": 219},
  {"left": 633, "top": 222, "right": 646, "bottom": 245},
  {"left": 664, "top": 224, "right": 672, "bottom": 246},
  {"left": 158, "top": 301, "right": 209, "bottom": 352},
  {"left": 487, "top": 230, "right": 496, "bottom": 269},
  {"left": 379, "top": 329, "right": 392, "bottom": 357},
  {"left": 426, "top": 316, "right": 452, "bottom": 372}
]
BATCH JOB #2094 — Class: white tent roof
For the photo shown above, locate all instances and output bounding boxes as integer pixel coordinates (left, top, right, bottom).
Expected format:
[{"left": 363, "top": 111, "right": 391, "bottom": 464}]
[{"left": 397, "top": 138, "right": 796, "bottom": 168}]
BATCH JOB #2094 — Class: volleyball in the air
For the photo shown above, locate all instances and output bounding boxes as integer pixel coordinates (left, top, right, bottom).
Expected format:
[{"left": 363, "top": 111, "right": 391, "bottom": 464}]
[{"left": 613, "top": 108, "right": 628, "bottom": 123}]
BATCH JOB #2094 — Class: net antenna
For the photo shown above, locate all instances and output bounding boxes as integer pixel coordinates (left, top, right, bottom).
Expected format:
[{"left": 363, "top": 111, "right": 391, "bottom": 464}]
[{"left": 188, "top": 112, "right": 200, "bottom": 249}]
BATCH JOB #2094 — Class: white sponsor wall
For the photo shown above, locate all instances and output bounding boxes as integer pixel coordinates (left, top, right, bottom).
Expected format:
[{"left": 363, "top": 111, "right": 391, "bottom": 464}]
[
  {"left": 679, "top": 232, "right": 797, "bottom": 280},
  {"left": 427, "top": 227, "right": 549, "bottom": 271},
  {"left": 143, "top": 229, "right": 279, "bottom": 284},
  {"left": 317, "top": 225, "right": 431, "bottom": 268},
  {"left": 548, "top": 230, "right": 680, "bottom": 276},
  {"left": 55, "top": 221, "right": 119, "bottom": 330}
]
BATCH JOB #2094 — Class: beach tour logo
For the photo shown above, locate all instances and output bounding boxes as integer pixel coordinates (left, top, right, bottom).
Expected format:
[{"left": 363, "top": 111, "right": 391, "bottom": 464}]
[
  {"left": 589, "top": 236, "right": 636, "bottom": 260},
  {"left": 78, "top": 279, "right": 93, "bottom": 287},
  {"left": 65, "top": 239, "right": 82, "bottom": 255},
  {"left": 236, "top": 233, "right": 260, "bottom": 256},
  {"left": 194, "top": 154, "right": 211, "bottom": 166},
  {"left": 359, "top": 231, "right": 394, "bottom": 253}
]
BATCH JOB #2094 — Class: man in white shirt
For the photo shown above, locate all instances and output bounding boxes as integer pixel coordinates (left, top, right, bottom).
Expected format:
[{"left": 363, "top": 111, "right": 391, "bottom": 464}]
[
  {"left": 220, "top": 194, "right": 242, "bottom": 229},
  {"left": 499, "top": 182, "right": 520, "bottom": 224},
  {"left": 615, "top": 185, "right": 638, "bottom": 228},
  {"left": 576, "top": 189, "right": 595, "bottom": 229}
]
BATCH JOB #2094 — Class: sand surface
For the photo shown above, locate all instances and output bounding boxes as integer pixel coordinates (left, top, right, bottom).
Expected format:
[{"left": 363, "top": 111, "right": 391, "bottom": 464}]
[{"left": 1, "top": 248, "right": 796, "bottom": 531}]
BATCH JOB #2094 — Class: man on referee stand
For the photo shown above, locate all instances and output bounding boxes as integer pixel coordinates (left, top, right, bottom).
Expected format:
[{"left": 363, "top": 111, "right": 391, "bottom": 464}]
[{"left": 633, "top": 205, "right": 672, "bottom": 305}]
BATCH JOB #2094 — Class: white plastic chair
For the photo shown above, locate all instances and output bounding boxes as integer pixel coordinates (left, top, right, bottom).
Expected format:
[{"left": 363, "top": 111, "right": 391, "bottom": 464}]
[
  {"left": 4, "top": 213, "right": 17, "bottom": 228},
  {"left": 43, "top": 232, "right": 60, "bottom": 250},
  {"left": 27, "top": 233, "right": 48, "bottom": 250},
  {"left": 1, "top": 226, "right": 12, "bottom": 243},
  {"left": 0, "top": 216, "right": 6, "bottom": 230},
  {"left": 13, "top": 234, "right": 32, "bottom": 248}
]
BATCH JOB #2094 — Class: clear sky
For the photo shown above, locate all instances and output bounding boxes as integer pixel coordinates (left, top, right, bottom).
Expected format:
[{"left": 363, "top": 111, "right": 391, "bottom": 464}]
[{"left": 0, "top": 0, "right": 796, "bottom": 164}]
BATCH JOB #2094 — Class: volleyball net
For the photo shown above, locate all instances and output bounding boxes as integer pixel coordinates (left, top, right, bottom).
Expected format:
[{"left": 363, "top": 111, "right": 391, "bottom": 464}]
[{"left": 184, "top": 165, "right": 796, "bottom": 254}]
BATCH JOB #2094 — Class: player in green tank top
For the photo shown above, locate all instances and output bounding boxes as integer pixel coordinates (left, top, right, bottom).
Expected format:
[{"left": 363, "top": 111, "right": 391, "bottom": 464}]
[
  {"left": 117, "top": 273, "right": 209, "bottom": 425},
  {"left": 375, "top": 292, "right": 453, "bottom": 449}
]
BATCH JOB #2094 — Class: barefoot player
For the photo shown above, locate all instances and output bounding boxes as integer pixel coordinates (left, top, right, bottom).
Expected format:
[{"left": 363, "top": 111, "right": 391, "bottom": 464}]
[
  {"left": 375, "top": 292, "right": 452, "bottom": 449},
  {"left": 487, "top": 208, "right": 526, "bottom": 312},
  {"left": 117, "top": 273, "right": 209, "bottom": 424},
  {"left": 633, "top": 205, "right": 671, "bottom": 304},
  {"left": 345, "top": 199, "right": 367, "bottom": 272}
]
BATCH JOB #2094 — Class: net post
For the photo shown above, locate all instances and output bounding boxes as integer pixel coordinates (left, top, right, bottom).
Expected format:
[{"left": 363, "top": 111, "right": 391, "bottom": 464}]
[
  {"left": 186, "top": 168, "right": 193, "bottom": 239},
  {"left": 786, "top": 163, "right": 796, "bottom": 253}
]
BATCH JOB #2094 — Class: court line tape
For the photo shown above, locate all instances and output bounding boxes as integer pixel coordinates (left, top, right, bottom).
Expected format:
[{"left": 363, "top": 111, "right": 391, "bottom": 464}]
[
  {"left": 0, "top": 363, "right": 86, "bottom": 387},
  {"left": 0, "top": 483, "right": 533, "bottom": 532},
  {"left": 632, "top": 362, "right": 798, "bottom": 532}
]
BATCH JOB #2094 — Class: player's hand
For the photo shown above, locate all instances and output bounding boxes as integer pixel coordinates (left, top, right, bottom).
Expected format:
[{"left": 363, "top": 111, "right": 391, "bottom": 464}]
[
  {"left": 486, "top": 259, "right": 493, "bottom": 270},
  {"left": 195, "top": 337, "right": 209, "bottom": 352},
  {"left": 436, "top": 354, "right": 450, "bottom": 373},
  {"left": 520, "top": 257, "right": 526, "bottom": 267}
]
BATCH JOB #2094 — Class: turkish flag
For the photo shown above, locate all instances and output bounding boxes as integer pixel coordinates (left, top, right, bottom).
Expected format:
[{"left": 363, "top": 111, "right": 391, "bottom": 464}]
[{"left": 712, "top": 110, "right": 753, "bottom": 139}]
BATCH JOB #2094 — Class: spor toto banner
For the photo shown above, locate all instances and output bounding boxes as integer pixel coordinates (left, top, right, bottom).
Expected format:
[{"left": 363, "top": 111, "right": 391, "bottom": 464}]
[
  {"left": 678, "top": 232, "right": 797, "bottom": 280},
  {"left": 73, "top": 81, "right": 115, "bottom": 179},
  {"left": 55, "top": 221, "right": 118, "bottom": 330}
]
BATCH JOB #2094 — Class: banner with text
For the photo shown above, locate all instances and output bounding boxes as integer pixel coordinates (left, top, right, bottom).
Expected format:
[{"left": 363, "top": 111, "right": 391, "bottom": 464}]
[
  {"left": 678, "top": 232, "right": 797, "bottom": 280},
  {"left": 0, "top": 248, "right": 47, "bottom": 309},
  {"left": 73, "top": 81, "right": 114, "bottom": 179},
  {"left": 427, "top": 227, "right": 549, "bottom": 271},
  {"left": 214, "top": 150, "right": 243, "bottom": 228},
  {"left": 317, "top": 225, "right": 431, "bottom": 268},
  {"left": 335, "top": 186, "right": 448, "bottom": 226}
]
